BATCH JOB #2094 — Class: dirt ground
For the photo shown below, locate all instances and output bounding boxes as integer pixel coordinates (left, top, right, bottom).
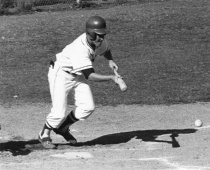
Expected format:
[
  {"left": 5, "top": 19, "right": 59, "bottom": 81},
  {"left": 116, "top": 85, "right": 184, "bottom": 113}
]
[{"left": 0, "top": 101, "right": 210, "bottom": 170}]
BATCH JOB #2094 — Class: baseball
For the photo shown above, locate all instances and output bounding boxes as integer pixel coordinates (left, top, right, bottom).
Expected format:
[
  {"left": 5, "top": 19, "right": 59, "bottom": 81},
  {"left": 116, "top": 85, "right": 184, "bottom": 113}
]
[{"left": 195, "top": 119, "right": 203, "bottom": 127}]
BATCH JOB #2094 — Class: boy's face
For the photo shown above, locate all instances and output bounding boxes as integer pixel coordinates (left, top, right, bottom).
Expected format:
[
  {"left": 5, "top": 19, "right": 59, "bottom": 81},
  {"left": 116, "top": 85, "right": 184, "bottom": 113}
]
[{"left": 92, "top": 34, "right": 106, "bottom": 47}]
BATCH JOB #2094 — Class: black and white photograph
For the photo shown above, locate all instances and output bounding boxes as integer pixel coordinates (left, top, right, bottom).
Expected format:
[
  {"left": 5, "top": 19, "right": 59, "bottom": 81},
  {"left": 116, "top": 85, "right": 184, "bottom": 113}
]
[{"left": 0, "top": 0, "right": 210, "bottom": 169}]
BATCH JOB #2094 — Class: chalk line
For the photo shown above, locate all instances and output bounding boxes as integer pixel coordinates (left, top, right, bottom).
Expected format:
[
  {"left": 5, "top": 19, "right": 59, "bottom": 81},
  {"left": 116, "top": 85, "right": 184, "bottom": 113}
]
[
  {"left": 196, "top": 125, "right": 210, "bottom": 130},
  {"left": 138, "top": 157, "right": 210, "bottom": 170}
]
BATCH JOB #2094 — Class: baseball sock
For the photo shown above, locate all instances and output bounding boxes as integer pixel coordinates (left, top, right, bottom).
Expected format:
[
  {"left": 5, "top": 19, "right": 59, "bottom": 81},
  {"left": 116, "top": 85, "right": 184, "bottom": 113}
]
[
  {"left": 58, "top": 111, "right": 78, "bottom": 130},
  {"left": 40, "top": 122, "right": 52, "bottom": 138}
]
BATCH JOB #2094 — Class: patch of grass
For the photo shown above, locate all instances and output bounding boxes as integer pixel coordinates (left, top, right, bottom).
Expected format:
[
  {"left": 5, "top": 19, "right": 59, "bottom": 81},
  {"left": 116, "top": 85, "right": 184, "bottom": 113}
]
[{"left": 0, "top": 0, "right": 209, "bottom": 105}]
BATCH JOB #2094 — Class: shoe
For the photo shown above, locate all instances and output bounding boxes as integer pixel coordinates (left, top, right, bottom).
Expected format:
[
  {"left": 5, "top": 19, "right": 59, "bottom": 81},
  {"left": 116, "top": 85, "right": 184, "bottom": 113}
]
[
  {"left": 38, "top": 134, "right": 56, "bottom": 149},
  {"left": 53, "top": 128, "right": 77, "bottom": 144}
]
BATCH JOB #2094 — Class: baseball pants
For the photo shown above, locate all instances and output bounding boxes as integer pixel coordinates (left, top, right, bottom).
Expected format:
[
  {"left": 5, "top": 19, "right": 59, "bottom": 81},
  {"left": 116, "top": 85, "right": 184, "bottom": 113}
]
[{"left": 46, "top": 62, "right": 95, "bottom": 128}]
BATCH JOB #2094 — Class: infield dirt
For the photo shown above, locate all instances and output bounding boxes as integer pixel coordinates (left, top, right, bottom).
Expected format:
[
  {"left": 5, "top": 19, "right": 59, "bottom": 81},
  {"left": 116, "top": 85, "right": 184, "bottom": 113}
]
[{"left": 0, "top": 102, "right": 210, "bottom": 169}]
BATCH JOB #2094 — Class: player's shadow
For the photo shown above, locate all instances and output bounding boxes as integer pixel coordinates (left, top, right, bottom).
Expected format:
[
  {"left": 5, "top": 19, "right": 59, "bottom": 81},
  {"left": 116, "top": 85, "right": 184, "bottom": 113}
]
[
  {"left": 73, "top": 128, "right": 197, "bottom": 148},
  {"left": 0, "top": 128, "right": 197, "bottom": 155},
  {"left": 0, "top": 139, "right": 40, "bottom": 156}
]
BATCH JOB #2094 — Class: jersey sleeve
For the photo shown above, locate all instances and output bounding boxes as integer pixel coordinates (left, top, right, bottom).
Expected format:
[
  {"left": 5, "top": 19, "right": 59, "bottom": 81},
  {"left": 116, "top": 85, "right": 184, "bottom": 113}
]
[
  {"left": 70, "top": 50, "right": 93, "bottom": 74},
  {"left": 56, "top": 34, "right": 94, "bottom": 75}
]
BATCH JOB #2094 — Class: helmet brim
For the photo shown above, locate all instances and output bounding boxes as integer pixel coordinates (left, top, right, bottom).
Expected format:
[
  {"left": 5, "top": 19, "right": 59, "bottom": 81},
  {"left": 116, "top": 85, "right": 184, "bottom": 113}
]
[
  {"left": 94, "top": 28, "right": 107, "bottom": 35},
  {"left": 87, "top": 28, "right": 107, "bottom": 35}
]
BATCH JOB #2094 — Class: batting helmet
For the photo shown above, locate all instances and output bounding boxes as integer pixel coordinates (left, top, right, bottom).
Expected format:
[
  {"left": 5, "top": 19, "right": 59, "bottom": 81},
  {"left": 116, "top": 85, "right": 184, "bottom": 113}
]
[{"left": 86, "top": 16, "right": 107, "bottom": 35}]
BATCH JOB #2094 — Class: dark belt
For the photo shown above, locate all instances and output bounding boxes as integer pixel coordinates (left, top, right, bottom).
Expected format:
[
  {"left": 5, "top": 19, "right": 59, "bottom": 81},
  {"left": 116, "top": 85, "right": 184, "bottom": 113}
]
[
  {"left": 64, "top": 70, "right": 77, "bottom": 77},
  {"left": 49, "top": 60, "right": 77, "bottom": 76},
  {"left": 49, "top": 60, "right": 54, "bottom": 68}
]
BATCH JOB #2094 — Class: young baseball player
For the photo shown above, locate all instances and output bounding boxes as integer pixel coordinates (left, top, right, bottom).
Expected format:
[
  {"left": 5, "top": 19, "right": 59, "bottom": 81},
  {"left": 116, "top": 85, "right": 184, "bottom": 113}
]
[{"left": 38, "top": 15, "right": 120, "bottom": 149}]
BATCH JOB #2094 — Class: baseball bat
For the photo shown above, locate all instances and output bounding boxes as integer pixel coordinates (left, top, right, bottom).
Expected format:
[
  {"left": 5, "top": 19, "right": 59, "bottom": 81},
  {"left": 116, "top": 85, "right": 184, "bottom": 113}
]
[{"left": 113, "top": 69, "right": 127, "bottom": 92}]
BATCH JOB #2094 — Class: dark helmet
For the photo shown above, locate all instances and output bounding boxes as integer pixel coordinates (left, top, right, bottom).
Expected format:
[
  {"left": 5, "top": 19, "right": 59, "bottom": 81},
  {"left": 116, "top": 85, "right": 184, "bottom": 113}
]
[{"left": 86, "top": 16, "right": 107, "bottom": 35}]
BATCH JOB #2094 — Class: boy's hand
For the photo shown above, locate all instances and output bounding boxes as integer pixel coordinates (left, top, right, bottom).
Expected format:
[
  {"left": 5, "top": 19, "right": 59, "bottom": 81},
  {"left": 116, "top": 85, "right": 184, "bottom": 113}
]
[{"left": 109, "top": 60, "right": 118, "bottom": 71}]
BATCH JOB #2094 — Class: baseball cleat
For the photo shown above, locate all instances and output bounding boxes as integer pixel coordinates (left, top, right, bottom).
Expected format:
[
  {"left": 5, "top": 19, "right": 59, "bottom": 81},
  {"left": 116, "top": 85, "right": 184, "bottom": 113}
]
[
  {"left": 38, "top": 134, "right": 56, "bottom": 149},
  {"left": 53, "top": 128, "right": 77, "bottom": 144}
]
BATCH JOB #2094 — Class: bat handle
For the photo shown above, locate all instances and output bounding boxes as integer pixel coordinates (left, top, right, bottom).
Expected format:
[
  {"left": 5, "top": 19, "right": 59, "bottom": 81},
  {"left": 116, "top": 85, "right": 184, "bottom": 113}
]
[{"left": 113, "top": 69, "right": 120, "bottom": 77}]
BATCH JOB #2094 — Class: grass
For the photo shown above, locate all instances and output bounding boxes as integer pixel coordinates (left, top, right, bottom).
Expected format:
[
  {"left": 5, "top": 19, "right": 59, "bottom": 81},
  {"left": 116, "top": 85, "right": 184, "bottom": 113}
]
[{"left": 0, "top": 0, "right": 209, "bottom": 106}]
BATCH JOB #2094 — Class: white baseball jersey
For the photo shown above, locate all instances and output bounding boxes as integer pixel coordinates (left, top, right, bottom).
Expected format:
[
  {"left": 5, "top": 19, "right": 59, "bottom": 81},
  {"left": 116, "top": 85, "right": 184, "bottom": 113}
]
[
  {"left": 56, "top": 33, "right": 109, "bottom": 75},
  {"left": 46, "top": 33, "right": 109, "bottom": 128}
]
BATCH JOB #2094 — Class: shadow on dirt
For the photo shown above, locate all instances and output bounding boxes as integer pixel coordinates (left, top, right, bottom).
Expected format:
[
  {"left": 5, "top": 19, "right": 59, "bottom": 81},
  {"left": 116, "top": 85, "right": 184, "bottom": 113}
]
[
  {"left": 0, "top": 128, "right": 197, "bottom": 156},
  {"left": 73, "top": 128, "right": 197, "bottom": 148},
  {"left": 0, "top": 139, "right": 40, "bottom": 156}
]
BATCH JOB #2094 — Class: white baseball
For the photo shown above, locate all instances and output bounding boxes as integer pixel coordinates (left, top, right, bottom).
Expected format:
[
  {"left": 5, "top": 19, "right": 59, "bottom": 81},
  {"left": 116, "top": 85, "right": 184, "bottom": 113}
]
[{"left": 195, "top": 119, "right": 203, "bottom": 127}]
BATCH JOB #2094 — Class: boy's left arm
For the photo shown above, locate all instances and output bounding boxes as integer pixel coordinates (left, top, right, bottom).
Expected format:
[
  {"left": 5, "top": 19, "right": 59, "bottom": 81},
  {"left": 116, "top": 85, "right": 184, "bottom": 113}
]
[{"left": 103, "top": 50, "right": 118, "bottom": 71}]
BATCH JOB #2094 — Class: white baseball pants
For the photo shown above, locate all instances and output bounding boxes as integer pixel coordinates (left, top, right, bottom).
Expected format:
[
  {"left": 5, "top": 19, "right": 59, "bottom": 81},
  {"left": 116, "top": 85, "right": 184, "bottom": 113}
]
[{"left": 46, "top": 62, "right": 95, "bottom": 128}]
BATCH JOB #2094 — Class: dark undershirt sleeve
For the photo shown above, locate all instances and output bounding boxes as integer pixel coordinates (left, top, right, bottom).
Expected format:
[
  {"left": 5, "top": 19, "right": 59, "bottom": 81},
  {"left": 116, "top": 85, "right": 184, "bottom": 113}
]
[
  {"left": 104, "top": 50, "right": 113, "bottom": 60},
  {"left": 81, "top": 68, "right": 95, "bottom": 79}
]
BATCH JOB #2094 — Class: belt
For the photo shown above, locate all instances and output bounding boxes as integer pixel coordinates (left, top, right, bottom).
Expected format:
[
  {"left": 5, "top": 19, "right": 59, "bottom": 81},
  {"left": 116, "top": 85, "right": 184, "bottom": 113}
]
[
  {"left": 49, "top": 60, "right": 77, "bottom": 76},
  {"left": 49, "top": 60, "right": 54, "bottom": 68},
  {"left": 64, "top": 70, "right": 77, "bottom": 77}
]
